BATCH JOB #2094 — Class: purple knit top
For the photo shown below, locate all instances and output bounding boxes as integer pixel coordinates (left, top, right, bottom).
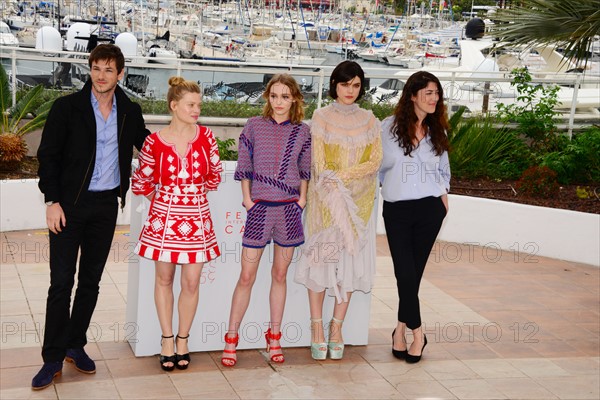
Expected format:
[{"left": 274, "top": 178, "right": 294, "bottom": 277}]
[{"left": 234, "top": 116, "right": 311, "bottom": 202}]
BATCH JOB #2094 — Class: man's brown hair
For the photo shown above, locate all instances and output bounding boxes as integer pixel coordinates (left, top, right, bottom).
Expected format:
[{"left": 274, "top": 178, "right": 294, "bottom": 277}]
[{"left": 88, "top": 44, "right": 125, "bottom": 73}]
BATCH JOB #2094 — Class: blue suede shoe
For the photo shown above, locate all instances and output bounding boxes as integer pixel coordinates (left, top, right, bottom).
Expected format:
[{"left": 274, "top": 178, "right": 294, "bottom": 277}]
[
  {"left": 31, "top": 361, "right": 62, "bottom": 390},
  {"left": 65, "top": 348, "right": 96, "bottom": 373}
]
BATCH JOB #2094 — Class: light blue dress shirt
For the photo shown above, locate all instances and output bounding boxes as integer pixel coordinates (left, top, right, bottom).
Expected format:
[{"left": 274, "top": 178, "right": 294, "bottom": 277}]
[
  {"left": 379, "top": 116, "right": 450, "bottom": 202},
  {"left": 88, "top": 92, "right": 120, "bottom": 191}
]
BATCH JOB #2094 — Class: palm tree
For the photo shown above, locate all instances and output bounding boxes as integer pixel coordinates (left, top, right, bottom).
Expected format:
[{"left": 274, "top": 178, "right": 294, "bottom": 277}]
[
  {"left": 0, "top": 64, "right": 54, "bottom": 170},
  {"left": 489, "top": 0, "right": 600, "bottom": 65}
]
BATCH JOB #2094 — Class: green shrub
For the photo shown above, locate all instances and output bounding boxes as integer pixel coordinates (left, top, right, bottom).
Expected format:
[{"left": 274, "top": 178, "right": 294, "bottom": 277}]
[
  {"left": 216, "top": 137, "right": 238, "bottom": 161},
  {"left": 448, "top": 107, "right": 532, "bottom": 179},
  {"left": 304, "top": 101, "right": 318, "bottom": 119},
  {"left": 15, "top": 87, "right": 68, "bottom": 110},
  {"left": 202, "top": 101, "right": 262, "bottom": 118},
  {"left": 135, "top": 98, "right": 168, "bottom": 114},
  {"left": 134, "top": 99, "right": 264, "bottom": 118},
  {"left": 540, "top": 127, "right": 600, "bottom": 184},
  {"left": 133, "top": 96, "right": 394, "bottom": 121},
  {"left": 357, "top": 100, "right": 395, "bottom": 121},
  {"left": 496, "top": 68, "right": 561, "bottom": 153},
  {"left": 517, "top": 166, "right": 559, "bottom": 198}
]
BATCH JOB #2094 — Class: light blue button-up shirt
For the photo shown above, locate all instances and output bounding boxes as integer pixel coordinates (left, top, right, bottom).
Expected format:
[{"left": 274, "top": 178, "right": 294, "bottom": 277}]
[
  {"left": 379, "top": 116, "right": 450, "bottom": 202},
  {"left": 88, "top": 92, "right": 120, "bottom": 191}
]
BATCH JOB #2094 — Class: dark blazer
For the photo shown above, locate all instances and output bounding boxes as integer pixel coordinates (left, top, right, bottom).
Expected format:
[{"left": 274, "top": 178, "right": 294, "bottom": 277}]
[{"left": 38, "top": 80, "right": 150, "bottom": 208}]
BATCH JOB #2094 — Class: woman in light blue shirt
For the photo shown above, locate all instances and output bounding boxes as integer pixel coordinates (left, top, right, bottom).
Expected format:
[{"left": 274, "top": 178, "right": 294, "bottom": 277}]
[{"left": 379, "top": 71, "right": 450, "bottom": 364}]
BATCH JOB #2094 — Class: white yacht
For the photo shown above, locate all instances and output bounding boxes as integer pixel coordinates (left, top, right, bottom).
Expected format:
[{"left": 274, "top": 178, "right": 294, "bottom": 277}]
[{"left": 0, "top": 21, "right": 19, "bottom": 46}]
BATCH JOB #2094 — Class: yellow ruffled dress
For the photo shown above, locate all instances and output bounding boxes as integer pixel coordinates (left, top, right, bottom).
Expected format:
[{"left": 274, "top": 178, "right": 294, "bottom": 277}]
[{"left": 294, "top": 102, "right": 382, "bottom": 303}]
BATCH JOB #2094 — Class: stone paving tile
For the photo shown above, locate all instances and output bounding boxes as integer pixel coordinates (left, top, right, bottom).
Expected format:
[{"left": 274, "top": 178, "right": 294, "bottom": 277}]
[
  {"left": 1, "top": 229, "right": 598, "bottom": 399},
  {"left": 439, "top": 379, "right": 506, "bottom": 400},
  {"left": 487, "top": 377, "right": 558, "bottom": 399}
]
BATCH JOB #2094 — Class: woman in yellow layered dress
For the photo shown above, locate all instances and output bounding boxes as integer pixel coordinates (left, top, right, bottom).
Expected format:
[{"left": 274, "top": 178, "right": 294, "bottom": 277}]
[{"left": 294, "top": 61, "right": 382, "bottom": 360}]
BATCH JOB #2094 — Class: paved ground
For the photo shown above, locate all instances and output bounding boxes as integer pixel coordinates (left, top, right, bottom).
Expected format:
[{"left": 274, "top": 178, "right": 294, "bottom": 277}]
[{"left": 1, "top": 227, "right": 598, "bottom": 399}]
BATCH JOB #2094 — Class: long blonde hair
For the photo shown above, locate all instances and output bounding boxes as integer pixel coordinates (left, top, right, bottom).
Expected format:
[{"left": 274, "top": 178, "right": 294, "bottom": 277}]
[
  {"left": 262, "top": 74, "right": 305, "bottom": 124},
  {"left": 167, "top": 76, "right": 201, "bottom": 112}
]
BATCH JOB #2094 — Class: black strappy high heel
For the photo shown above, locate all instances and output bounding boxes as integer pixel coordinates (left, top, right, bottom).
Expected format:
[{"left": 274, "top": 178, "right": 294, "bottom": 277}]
[
  {"left": 175, "top": 334, "right": 191, "bottom": 370},
  {"left": 159, "top": 335, "right": 176, "bottom": 372}
]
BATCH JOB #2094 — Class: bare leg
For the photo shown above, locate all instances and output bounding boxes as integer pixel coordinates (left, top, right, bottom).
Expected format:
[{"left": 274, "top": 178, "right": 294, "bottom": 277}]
[
  {"left": 329, "top": 292, "right": 352, "bottom": 344},
  {"left": 308, "top": 289, "right": 326, "bottom": 343},
  {"left": 409, "top": 325, "right": 425, "bottom": 356},
  {"left": 393, "top": 321, "right": 407, "bottom": 351},
  {"left": 267, "top": 245, "right": 294, "bottom": 361},
  {"left": 176, "top": 262, "right": 204, "bottom": 366},
  {"left": 222, "top": 246, "right": 264, "bottom": 364},
  {"left": 155, "top": 261, "right": 176, "bottom": 368}
]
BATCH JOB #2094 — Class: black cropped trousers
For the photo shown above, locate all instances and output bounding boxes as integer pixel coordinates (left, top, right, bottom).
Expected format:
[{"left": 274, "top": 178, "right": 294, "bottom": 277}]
[{"left": 383, "top": 196, "right": 447, "bottom": 330}]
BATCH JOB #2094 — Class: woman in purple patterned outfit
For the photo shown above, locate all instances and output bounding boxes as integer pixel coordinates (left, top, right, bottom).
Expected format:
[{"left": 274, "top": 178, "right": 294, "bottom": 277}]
[{"left": 221, "top": 74, "right": 311, "bottom": 366}]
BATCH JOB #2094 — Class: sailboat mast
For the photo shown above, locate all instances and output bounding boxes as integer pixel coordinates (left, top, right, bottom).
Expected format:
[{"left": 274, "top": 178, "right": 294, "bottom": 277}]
[
  {"left": 300, "top": 0, "right": 311, "bottom": 51},
  {"left": 403, "top": 0, "right": 411, "bottom": 52},
  {"left": 142, "top": 1, "right": 146, "bottom": 49},
  {"left": 384, "top": 23, "right": 398, "bottom": 53}
]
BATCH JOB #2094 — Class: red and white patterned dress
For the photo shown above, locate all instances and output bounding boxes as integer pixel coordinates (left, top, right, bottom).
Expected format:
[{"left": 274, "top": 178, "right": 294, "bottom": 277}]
[{"left": 132, "top": 125, "right": 222, "bottom": 264}]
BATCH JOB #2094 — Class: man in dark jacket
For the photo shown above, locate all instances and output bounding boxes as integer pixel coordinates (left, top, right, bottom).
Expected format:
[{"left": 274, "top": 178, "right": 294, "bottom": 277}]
[{"left": 33, "top": 44, "right": 150, "bottom": 390}]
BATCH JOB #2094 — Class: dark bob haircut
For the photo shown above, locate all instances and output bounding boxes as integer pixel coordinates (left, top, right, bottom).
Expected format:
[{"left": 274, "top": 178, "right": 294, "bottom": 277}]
[
  {"left": 88, "top": 44, "right": 125, "bottom": 74},
  {"left": 328, "top": 60, "right": 366, "bottom": 101}
]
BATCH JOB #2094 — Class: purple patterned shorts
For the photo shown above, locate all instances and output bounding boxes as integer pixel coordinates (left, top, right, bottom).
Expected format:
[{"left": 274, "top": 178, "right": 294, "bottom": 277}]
[{"left": 242, "top": 201, "right": 305, "bottom": 248}]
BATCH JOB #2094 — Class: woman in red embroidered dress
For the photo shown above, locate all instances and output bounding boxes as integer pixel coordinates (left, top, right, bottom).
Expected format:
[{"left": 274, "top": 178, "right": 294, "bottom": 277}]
[{"left": 132, "top": 77, "right": 222, "bottom": 372}]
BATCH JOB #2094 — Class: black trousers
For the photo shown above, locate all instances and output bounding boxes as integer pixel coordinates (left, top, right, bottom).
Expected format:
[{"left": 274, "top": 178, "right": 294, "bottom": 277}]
[
  {"left": 42, "top": 189, "right": 118, "bottom": 362},
  {"left": 383, "top": 196, "right": 446, "bottom": 330}
]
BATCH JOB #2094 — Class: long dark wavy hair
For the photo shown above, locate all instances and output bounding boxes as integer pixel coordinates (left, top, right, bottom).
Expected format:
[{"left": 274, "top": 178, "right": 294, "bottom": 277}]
[{"left": 390, "top": 71, "right": 449, "bottom": 156}]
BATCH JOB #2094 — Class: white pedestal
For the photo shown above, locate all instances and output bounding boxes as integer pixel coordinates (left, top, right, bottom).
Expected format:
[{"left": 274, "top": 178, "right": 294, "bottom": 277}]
[{"left": 126, "top": 161, "right": 373, "bottom": 356}]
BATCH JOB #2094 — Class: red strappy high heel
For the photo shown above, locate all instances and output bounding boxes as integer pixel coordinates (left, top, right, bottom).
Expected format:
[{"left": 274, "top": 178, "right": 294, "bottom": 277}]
[
  {"left": 221, "top": 333, "right": 239, "bottom": 367},
  {"left": 265, "top": 328, "right": 284, "bottom": 363}
]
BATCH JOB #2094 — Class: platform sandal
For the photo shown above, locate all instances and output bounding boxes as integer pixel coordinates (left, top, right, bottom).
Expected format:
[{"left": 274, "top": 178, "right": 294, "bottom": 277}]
[
  {"left": 175, "top": 334, "right": 190, "bottom": 370},
  {"left": 159, "top": 335, "right": 176, "bottom": 372},
  {"left": 265, "top": 328, "right": 284, "bottom": 363},
  {"left": 221, "top": 333, "right": 239, "bottom": 367},
  {"left": 328, "top": 318, "right": 345, "bottom": 360},
  {"left": 310, "top": 318, "right": 327, "bottom": 360}
]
